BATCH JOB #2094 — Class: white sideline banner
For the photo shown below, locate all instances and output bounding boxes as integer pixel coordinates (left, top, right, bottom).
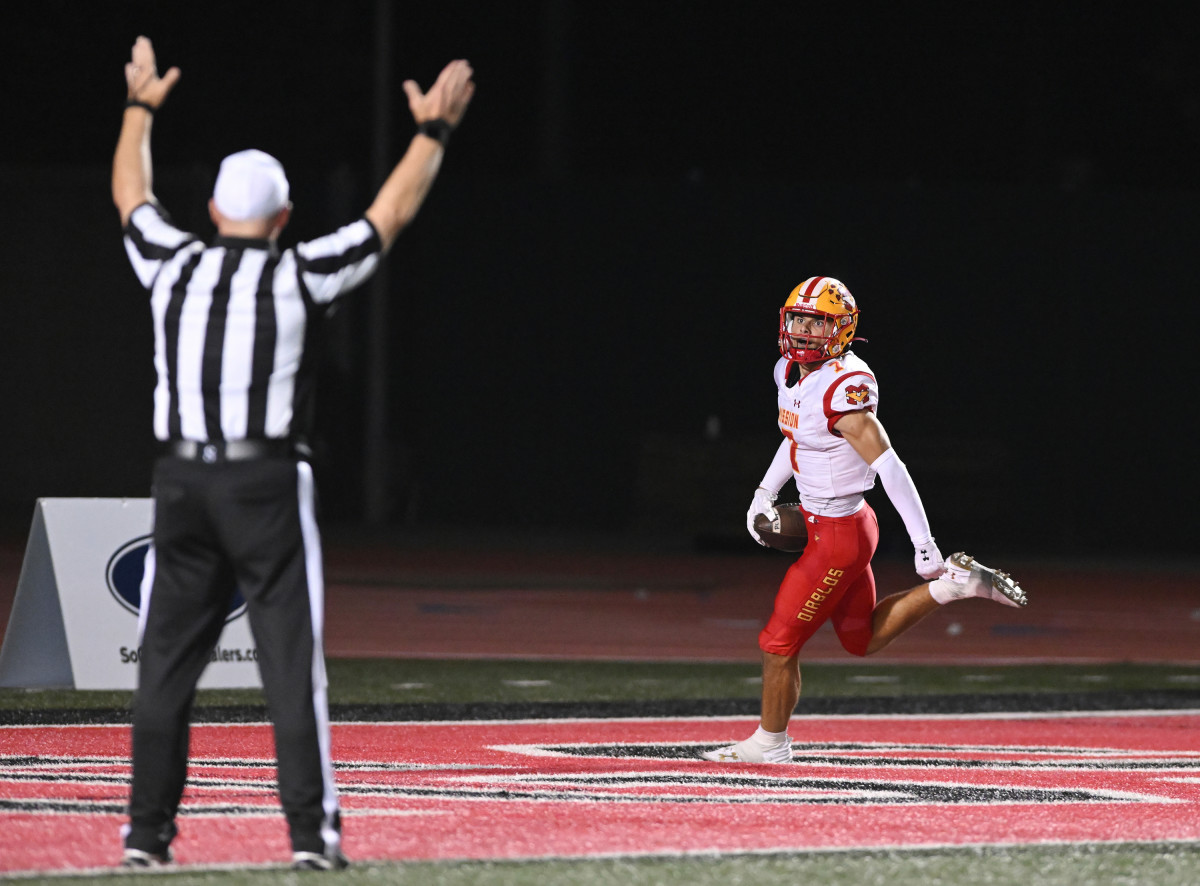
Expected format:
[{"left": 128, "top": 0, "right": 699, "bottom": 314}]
[{"left": 0, "top": 498, "right": 261, "bottom": 690}]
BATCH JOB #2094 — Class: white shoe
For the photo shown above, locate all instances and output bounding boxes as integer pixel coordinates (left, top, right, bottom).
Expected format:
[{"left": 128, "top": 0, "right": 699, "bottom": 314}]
[
  {"left": 701, "top": 735, "right": 793, "bottom": 764},
  {"left": 938, "top": 552, "right": 1027, "bottom": 607}
]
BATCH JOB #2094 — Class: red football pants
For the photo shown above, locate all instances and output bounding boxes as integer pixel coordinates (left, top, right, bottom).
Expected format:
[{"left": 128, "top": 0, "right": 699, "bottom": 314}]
[{"left": 758, "top": 503, "right": 880, "bottom": 658}]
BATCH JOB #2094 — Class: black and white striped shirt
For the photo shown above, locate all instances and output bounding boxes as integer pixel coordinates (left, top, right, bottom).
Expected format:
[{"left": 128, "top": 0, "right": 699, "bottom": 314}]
[{"left": 123, "top": 202, "right": 381, "bottom": 443}]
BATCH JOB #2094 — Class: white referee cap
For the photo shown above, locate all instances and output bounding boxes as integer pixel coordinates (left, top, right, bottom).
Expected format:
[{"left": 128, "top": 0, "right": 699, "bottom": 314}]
[{"left": 212, "top": 149, "right": 290, "bottom": 221}]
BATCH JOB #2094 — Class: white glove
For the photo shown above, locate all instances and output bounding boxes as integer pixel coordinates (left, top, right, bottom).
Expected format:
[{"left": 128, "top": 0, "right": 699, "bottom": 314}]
[
  {"left": 913, "top": 538, "right": 945, "bottom": 580},
  {"left": 746, "top": 487, "right": 780, "bottom": 546}
]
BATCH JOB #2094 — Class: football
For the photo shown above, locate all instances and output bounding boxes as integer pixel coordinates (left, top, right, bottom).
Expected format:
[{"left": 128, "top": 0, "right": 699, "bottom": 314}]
[{"left": 753, "top": 503, "right": 807, "bottom": 552}]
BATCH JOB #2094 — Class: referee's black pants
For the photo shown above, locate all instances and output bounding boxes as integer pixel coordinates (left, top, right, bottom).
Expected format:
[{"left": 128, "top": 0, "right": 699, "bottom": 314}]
[{"left": 124, "top": 455, "right": 341, "bottom": 857}]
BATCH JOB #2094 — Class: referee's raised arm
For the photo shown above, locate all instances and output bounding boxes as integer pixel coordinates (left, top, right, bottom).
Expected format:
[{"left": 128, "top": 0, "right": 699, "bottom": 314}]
[
  {"left": 364, "top": 59, "right": 475, "bottom": 253},
  {"left": 112, "top": 36, "right": 181, "bottom": 226}
]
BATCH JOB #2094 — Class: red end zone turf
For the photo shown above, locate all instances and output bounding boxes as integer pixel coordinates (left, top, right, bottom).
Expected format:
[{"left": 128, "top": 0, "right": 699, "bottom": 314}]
[{"left": 3, "top": 712, "right": 1200, "bottom": 873}]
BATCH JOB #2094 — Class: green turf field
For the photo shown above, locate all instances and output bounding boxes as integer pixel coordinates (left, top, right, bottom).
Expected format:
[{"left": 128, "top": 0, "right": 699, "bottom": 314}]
[
  {"left": 3, "top": 659, "right": 1199, "bottom": 885},
  {"left": 3, "top": 659, "right": 1200, "bottom": 712},
  {"left": 7, "top": 843, "right": 1198, "bottom": 886}
]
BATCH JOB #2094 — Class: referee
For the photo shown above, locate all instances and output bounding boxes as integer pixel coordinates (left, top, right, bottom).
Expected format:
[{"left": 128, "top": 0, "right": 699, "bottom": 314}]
[{"left": 111, "top": 36, "right": 474, "bottom": 870}]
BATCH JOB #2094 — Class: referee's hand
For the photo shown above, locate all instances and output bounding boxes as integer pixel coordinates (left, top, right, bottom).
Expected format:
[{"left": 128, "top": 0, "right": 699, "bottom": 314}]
[
  {"left": 125, "top": 36, "right": 181, "bottom": 110},
  {"left": 403, "top": 59, "right": 475, "bottom": 130}
]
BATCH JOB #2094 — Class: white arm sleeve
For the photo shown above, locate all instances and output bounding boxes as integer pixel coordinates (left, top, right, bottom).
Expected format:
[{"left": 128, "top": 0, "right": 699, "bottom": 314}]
[
  {"left": 870, "top": 448, "right": 933, "bottom": 545},
  {"left": 759, "top": 439, "right": 794, "bottom": 495}
]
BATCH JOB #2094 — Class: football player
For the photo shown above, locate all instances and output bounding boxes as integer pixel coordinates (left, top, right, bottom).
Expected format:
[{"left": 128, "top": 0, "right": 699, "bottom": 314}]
[{"left": 703, "top": 277, "right": 1027, "bottom": 764}]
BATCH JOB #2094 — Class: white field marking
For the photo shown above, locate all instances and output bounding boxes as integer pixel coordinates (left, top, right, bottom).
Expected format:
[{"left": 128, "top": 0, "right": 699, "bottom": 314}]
[
  {"left": 486, "top": 740, "right": 1200, "bottom": 756},
  {"left": 0, "top": 772, "right": 279, "bottom": 791},
  {"left": 846, "top": 675, "right": 901, "bottom": 684},
  {"left": 452, "top": 777, "right": 913, "bottom": 803},
  {"left": 109, "top": 808, "right": 460, "bottom": 819},
  {"left": 348, "top": 838, "right": 1200, "bottom": 865},
  {"left": 15, "top": 840, "right": 1200, "bottom": 880},
  {"left": 1077, "top": 675, "right": 1112, "bottom": 683},
  {"left": 1168, "top": 674, "right": 1200, "bottom": 683},
  {"left": 0, "top": 757, "right": 130, "bottom": 769},
  {"left": 391, "top": 682, "right": 429, "bottom": 690},
  {"left": 21, "top": 746, "right": 1188, "bottom": 772},
  {"left": 5, "top": 756, "right": 519, "bottom": 772},
  {"left": 502, "top": 680, "right": 553, "bottom": 687},
  {"left": 324, "top": 708, "right": 1200, "bottom": 727},
  {"left": 339, "top": 808, "right": 454, "bottom": 817},
  {"left": 454, "top": 769, "right": 1182, "bottom": 805},
  {"left": 58, "top": 807, "right": 286, "bottom": 820},
  {"left": 961, "top": 674, "right": 1004, "bottom": 682},
  {"left": 743, "top": 676, "right": 763, "bottom": 683},
  {"left": 483, "top": 741, "right": 1200, "bottom": 766},
  {"left": 155, "top": 807, "right": 443, "bottom": 820},
  {"left": 145, "top": 798, "right": 460, "bottom": 818},
  {"left": 8, "top": 708, "right": 1200, "bottom": 734},
  {"left": 0, "top": 752, "right": 280, "bottom": 771},
  {"left": 334, "top": 762, "right": 518, "bottom": 771}
]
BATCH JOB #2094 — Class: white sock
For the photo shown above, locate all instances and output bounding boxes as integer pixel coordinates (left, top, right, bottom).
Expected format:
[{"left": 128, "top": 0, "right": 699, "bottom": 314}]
[
  {"left": 753, "top": 725, "right": 790, "bottom": 748},
  {"left": 928, "top": 576, "right": 961, "bottom": 605}
]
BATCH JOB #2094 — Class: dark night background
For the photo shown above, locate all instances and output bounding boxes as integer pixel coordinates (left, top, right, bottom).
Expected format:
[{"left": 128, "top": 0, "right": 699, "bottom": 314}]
[{"left": 1, "top": 1, "right": 1197, "bottom": 560}]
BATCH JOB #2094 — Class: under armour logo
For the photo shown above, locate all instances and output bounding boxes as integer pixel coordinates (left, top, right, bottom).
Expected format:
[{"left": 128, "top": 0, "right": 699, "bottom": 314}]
[{"left": 919, "top": 549, "right": 931, "bottom": 562}]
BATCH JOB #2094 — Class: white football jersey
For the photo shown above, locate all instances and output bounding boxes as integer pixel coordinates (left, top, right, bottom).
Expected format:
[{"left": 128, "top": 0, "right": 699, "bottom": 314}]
[{"left": 775, "top": 352, "right": 880, "bottom": 516}]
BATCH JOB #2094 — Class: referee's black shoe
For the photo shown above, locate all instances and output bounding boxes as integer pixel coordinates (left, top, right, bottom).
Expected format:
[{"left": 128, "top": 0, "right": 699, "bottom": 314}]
[
  {"left": 292, "top": 850, "right": 350, "bottom": 871},
  {"left": 120, "top": 847, "right": 173, "bottom": 868}
]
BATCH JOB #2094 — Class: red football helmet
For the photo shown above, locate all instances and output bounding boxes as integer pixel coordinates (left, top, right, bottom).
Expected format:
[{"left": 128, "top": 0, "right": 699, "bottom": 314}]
[{"left": 778, "top": 276, "right": 862, "bottom": 363}]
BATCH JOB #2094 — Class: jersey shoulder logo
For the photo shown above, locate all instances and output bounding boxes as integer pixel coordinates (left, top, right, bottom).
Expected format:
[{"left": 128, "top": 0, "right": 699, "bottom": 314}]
[{"left": 845, "top": 384, "right": 870, "bottom": 406}]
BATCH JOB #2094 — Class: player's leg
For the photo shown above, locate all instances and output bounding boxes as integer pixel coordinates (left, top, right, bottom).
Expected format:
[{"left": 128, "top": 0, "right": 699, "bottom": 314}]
[
  {"left": 125, "top": 460, "right": 233, "bottom": 865},
  {"left": 219, "top": 459, "right": 345, "bottom": 869},
  {"left": 701, "top": 648, "right": 797, "bottom": 763},
  {"left": 863, "top": 584, "right": 941, "bottom": 654},
  {"left": 822, "top": 505, "right": 941, "bottom": 658},
  {"left": 827, "top": 536, "right": 941, "bottom": 655},
  {"left": 834, "top": 551, "right": 1027, "bottom": 658},
  {"left": 760, "top": 650, "right": 800, "bottom": 732},
  {"left": 702, "top": 509, "right": 872, "bottom": 764},
  {"left": 829, "top": 566, "right": 942, "bottom": 656},
  {"left": 829, "top": 562, "right": 881, "bottom": 656}
]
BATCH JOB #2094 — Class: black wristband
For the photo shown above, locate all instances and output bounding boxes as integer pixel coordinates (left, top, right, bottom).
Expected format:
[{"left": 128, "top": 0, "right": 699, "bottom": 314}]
[
  {"left": 125, "top": 99, "right": 157, "bottom": 114},
  {"left": 417, "top": 118, "right": 452, "bottom": 146}
]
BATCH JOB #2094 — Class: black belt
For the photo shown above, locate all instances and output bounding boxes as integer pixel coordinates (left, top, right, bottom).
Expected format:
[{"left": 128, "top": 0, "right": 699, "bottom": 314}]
[{"left": 163, "top": 439, "right": 309, "bottom": 463}]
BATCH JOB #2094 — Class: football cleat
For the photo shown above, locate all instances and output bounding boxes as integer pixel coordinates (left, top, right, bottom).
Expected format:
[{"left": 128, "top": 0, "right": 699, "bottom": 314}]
[
  {"left": 292, "top": 850, "right": 350, "bottom": 871},
  {"left": 778, "top": 277, "right": 863, "bottom": 364},
  {"left": 120, "top": 848, "right": 173, "bottom": 868},
  {"left": 942, "top": 552, "right": 1027, "bottom": 607},
  {"left": 701, "top": 736, "right": 793, "bottom": 764}
]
